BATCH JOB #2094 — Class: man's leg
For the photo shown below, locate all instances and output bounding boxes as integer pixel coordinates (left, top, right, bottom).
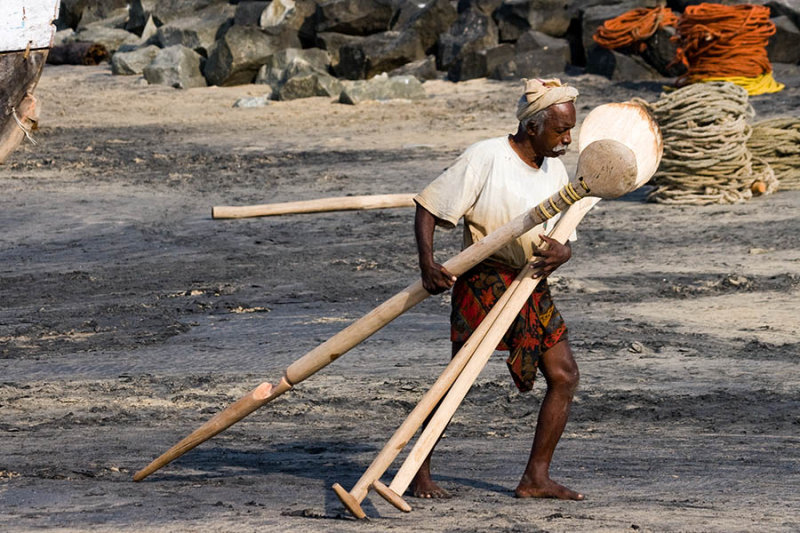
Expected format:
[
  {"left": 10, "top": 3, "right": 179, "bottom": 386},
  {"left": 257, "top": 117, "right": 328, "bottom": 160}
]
[
  {"left": 409, "top": 341, "right": 464, "bottom": 498},
  {"left": 515, "top": 340, "right": 584, "bottom": 500}
]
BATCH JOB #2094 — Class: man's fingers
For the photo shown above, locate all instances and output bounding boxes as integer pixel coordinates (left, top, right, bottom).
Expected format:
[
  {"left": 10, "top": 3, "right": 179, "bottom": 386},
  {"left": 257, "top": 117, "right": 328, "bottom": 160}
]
[{"left": 440, "top": 267, "right": 457, "bottom": 283}]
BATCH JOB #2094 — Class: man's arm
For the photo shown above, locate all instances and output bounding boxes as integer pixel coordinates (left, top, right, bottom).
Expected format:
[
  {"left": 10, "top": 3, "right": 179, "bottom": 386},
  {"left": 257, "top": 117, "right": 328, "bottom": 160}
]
[
  {"left": 530, "top": 234, "right": 572, "bottom": 279},
  {"left": 414, "top": 204, "right": 457, "bottom": 294}
]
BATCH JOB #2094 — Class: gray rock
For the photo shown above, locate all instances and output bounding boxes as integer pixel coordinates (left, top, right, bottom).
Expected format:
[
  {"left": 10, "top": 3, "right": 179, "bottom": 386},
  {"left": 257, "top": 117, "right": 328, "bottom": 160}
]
[
  {"left": 316, "top": 0, "right": 395, "bottom": 36},
  {"left": 57, "top": 0, "right": 128, "bottom": 31},
  {"left": 768, "top": 16, "right": 800, "bottom": 64},
  {"left": 438, "top": 8, "right": 499, "bottom": 73},
  {"left": 233, "top": 94, "right": 273, "bottom": 107},
  {"left": 143, "top": 45, "right": 208, "bottom": 89},
  {"left": 73, "top": 26, "right": 141, "bottom": 53},
  {"left": 279, "top": 71, "right": 344, "bottom": 100},
  {"left": 493, "top": 0, "right": 572, "bottom": 41},
  {"left": 111, "top": 45, "right": 161, "bottom": 75},
  {"left": 204, "top": 25, "right": 300, "bottom": 86},
  {"left": 585, "top": 47, "right": 662, "bottom": 81},
  {"left": 488, "top": 31, "right": 569, "bottom": 80},
  {"left": 388, "top": 55, "right": 440, "bottom": 81},
  {"left": 315, "top": 32, "right": 365, "bottom": 68},
  {"left": 767, "top": 0, "right": 800, "bottom": 28},
  {"left": 76, "top": 6, "right": 130, "bottom": 32},
  {"left": 156, "top": 3, "right": 236, "bottom": 56},
  {"left": 235, "top": 1, "right": 270, "bottom": 26},
  {"left": 127, "top": 0, "right": 225, "bottom": 34},
  {"left": 640, "top": 26, "right": 685, "bottom": 77},
  {"left": 339, "top": 73, "right": 426, "bottom": 104},
  {"left": 255, "top": 48, "right": 332, "bottom": 91},
  {"left": 450, "top": 43, "right": 515, "bottom": 81},
  {"left": 390, "top": 0, "right": 458, "bottom": 52},
  {"left": 336, "top": 30, "right": 425, "bottom": 79}
]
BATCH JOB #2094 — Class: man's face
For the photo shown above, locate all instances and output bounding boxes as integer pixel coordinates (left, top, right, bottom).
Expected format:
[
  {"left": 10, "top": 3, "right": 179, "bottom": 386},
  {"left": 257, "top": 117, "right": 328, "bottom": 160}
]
[{"left": 531, "top": 102, "right": 576, "bottom": 158}]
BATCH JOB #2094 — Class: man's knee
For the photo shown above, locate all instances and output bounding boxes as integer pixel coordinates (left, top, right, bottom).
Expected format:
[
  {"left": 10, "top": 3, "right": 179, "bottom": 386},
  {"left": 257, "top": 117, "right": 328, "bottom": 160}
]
[{"left": 543, "top": 343, "right": 579, "bottom": 393}]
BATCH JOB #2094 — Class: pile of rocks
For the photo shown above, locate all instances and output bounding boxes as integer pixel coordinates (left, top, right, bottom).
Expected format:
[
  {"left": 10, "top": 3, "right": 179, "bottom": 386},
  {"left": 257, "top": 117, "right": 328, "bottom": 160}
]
[{"left": 54, "top": 0, "right": 800, "bottom": 101}]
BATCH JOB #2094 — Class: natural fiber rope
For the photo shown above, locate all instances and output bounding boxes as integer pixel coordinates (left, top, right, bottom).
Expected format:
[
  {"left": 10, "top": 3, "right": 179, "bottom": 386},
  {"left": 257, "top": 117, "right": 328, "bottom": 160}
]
[
  {"left": 747, "top": 117, "right": 800, "bottom": 190},
  {"left": 675, "top": 3, "right": 783, "bottom": 95},
  {"left": 633, "top": 82, "right": 778, "bottom": 205},
  {"left": 593, "top": 6, "right": 679, "bottom": 51}
]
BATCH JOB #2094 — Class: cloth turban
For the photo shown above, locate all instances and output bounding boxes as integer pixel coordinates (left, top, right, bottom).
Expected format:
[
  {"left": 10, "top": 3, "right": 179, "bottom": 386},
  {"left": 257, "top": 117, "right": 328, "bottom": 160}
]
[{"left": 516, "top": 78, "right": 579, "bottom": 123}]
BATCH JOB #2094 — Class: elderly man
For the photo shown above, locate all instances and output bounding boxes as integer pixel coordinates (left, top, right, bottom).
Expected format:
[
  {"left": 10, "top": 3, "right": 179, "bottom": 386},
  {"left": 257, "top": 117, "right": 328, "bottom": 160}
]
[{"left": 411, "top": 78, "right": 584, "bottom": 501}]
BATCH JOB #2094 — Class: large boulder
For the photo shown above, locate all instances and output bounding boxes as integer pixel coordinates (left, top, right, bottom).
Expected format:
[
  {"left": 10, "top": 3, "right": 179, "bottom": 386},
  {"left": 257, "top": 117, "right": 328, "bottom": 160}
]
[
  {"left": 315, "top": 0, "right": 395, "bottom": 36},
  {"left": 56, "top": 0, "right": 129, "bottom": 31},
  {"left": 585, "top": 46, "right": 662, "bottom": 81},
  {"left": 279, "top": 71, "right": 344, "bottom": 99},
  {"left": 315, "top": 32, "right": 365, "bottom": 68},
  {"left": 235, "top": 1, "right": 271, "bottom": 26},
  {"left": 143, "top": 45, "right": 208, "bottom": 89},
  {"left": 255, "top": 48, "right": 332, "bottom": 87},
  {"left": 451, "top": 43, "right": 515, "bottom": 81},
  {"left": 339, "top": 73, "right": 426, "bottom": 104},
  {"left": 388, "top": 54, "right": 440, "bottom": 81},
  {"left": 111, "top": 45, "right": 161, "bottom": 75},
  {"left": 767, "top": 0, "right": 800, "bottom": 28},
  {"left": 156, "top": 3, "right": 236, "bottom": 56},
  {"left": 768, "top": 16, "right": 800, "bottom": 64},
  {"left": 390, "top": 0, "right": 458, "bottom": 52},
  {"left": 72, "top": 25, "right": 141, "bottom": 53},
  {"left": 438, "top": 8, "right": 499, "bottom": 75},
  {"left": 493, "top": 0, "right": 572, "bottom": 41},
  {"left": 336, "top": 31, "right": 425, "bottom": 79},
  {"left": 491, "top": 29, "right": 570, "bottom": 80},
  {"left": 126, "top": 0, "right": 226, "bottom": 35},
  {"left": 639, "top": 25, "right": 685, "bottom": 77},
  {"left": 204, "top": 25, "right": 301, "bottom": 86}
]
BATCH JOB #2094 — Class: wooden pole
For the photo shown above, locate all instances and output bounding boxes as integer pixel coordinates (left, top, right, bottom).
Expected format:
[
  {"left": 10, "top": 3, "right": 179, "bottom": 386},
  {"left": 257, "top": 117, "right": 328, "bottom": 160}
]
[
  {"left": 133, "top": 141, "right": 638, "bottom": 481},
  {"left": 211, "top": 193, "right": 417, "bottom": 219}
]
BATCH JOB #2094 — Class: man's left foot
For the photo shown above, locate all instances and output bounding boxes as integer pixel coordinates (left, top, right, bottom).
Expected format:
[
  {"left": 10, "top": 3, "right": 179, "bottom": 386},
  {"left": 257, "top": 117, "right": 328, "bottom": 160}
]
[{"left": 514, "top": 478, "right": 584, "bottom": 500}]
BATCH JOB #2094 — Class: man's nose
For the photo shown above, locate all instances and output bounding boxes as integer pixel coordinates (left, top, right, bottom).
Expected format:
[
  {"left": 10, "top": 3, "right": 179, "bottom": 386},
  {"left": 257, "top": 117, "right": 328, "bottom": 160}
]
[{"left": 562, "top": 131, "right": 572, "bottom": 145}]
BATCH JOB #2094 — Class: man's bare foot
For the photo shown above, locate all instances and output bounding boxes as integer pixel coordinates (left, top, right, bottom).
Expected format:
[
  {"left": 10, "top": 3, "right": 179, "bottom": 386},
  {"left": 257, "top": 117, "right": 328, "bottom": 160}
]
[
  {"left": 409, "top": 477, "right": 451, "bottom": 499},
  {"left": 514, "top": 477, "right": 584, "bottom": 500}
]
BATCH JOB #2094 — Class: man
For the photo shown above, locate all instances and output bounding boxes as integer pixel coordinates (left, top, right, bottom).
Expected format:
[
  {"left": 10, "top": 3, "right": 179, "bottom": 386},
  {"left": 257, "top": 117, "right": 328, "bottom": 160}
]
[{"left": 411, "top": 78, "right": 584, "bottom": 501}]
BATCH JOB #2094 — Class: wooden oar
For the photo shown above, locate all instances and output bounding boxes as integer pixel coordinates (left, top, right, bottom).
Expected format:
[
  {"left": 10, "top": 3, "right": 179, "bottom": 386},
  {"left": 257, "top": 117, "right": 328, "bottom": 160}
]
[
  {"left": 211, "top": 193, "right": 416, "bottom": 219},
  {"left": 133, "top": 139, "right": 639, "bottom": 482}
]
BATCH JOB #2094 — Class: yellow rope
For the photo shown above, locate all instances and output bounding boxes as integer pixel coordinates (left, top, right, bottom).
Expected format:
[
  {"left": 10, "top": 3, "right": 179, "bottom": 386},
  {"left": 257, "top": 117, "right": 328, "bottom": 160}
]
[{"left": 700, "top": 72, "right": 785, "bottom": 96}]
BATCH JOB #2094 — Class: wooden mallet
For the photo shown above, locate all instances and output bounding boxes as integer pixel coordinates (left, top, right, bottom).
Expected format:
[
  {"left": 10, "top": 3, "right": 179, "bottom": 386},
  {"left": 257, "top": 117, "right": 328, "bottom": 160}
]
[{"left": 133, "top": 134, "right": 649, "bottom": 483}]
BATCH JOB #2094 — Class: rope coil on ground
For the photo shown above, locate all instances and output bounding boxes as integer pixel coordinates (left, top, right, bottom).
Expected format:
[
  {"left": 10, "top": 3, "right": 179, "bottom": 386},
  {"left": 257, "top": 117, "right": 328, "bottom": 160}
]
[
  {"left": 675, "top": 3, "right": 783, "bottom": 95},
  {"left": 633, "top": 82, "right": 778, "bottom": 205},
  {"left": 747, "top": 117, "right": 800, "bottom": 190},
  {"left": 593, "top": 6, "right": 678, "bottom": 50}
]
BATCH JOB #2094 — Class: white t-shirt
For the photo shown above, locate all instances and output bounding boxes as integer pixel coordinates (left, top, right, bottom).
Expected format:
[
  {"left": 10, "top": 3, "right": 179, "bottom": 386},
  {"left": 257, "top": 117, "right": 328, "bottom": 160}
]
[{"left": 415, "top": 136, "right": 577, "bottom": 270}]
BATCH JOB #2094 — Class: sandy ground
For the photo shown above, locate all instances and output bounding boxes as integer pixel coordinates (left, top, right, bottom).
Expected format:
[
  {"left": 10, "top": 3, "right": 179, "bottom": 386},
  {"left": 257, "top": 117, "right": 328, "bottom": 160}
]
[{"left": 1, "top": 64, "right": 799, "bottom": 532}]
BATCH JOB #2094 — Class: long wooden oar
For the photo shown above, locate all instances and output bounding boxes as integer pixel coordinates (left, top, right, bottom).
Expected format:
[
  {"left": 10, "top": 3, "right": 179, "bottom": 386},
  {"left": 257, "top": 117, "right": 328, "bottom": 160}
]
[
  {"left": 332, "top": 196, "right": 598, "bottom": 517},
  {"left": 211, "top": 193, "right": 416, "bottom": 219},
  {"left": 133, "top": 139, "right": 638, "bottom": 482}
]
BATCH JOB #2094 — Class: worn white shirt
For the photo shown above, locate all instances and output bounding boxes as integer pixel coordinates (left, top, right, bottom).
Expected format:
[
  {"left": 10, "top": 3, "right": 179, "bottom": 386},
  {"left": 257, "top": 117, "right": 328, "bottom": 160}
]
[{"left": 415, "top": 136, "right": 576, "bottom": 269}]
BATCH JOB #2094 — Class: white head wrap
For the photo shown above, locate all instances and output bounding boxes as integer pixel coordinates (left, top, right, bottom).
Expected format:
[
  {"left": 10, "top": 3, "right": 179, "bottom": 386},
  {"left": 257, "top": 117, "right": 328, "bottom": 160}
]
[{"left": 516, "top": 78, "right": 579, "bottom": 123}]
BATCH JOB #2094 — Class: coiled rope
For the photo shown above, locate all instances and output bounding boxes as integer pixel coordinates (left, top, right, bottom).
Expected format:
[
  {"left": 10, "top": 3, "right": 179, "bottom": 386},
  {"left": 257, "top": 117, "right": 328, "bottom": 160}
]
[
  {"left": 675, "top": 3, "right": 783, "bottom": 95},
  {"left": 593, "top": 6, "right": 678, "bottom": 51},
  {"left": 747, "top": 117, "right": 800, "bottom": 190},
  {"left": 633, "top": 82, "right": 778, "bottom": 205}
]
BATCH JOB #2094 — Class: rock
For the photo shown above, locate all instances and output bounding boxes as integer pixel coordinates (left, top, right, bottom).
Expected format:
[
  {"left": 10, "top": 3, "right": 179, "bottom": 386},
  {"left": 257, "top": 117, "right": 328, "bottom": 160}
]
[
  {"left": 255, "top": 48, "right": 332, "bottom": 93},
  {"left": 127, "top": 0, "right": 226, "bottom": 34},
  {"left": 73, "top": 26, "right": 141, "bottom": 53},
  {"left": 438, "top": 8, "right": 499, "bottom": 72},
  {"left": 143, "top": 45, "right": 208, "bottom": 89},
  {"left": 640, "top": 26, "right": 685, "bottom": 77},
  {"left": 235, "top": 1, "right": 270, "bottom": 26},
  {"left": 139, "top": 15, "right": 159, "bottom": 44},
  {"left": 493, "top": 0, "right": 572, "bottom": 41},
  {"left": 76, "top": 6, "right": 130, "bottom": 32},
  {"left": 156, "top": 4, "right": 235, "bottom": 57},
  {"left": 315, "top": 32, "right": 365, "bottom": 68},
  {"left": 390, "top": 0, "right": 458, "bottom": 52},
  {"left": 111, "top": 45, "right": 161, "bottom": 75},
  {"left": 233, "top": 94, "right": 273, "bottom": 107},
  {"left": 279, "top": 71, "right": 344, "bottom": 99},
  {"left": 768, "top": 16, "right": 800, "bottom": 64},
  {"left": 388, "top": 55, "right": 440, "bottom": 81},
  {"left": 56, "top": 0, "right": 128, "bottom": 31},
  {"left": 336, "top": 31, "right": 425, "bottom": 80},
  {"left": 767, "top": 0, "right": 800, "bottom": 28},
  {"left": 204, "top": 25, "right": 300, "bottom": 86},
  {"left": 491, "top": 30, "right": 570, "bottom": 80},
  {"left": 339, "top": 73, "right": 426, "bottom": 104},
  {"left": 450, "top": 43, "right": 515, "bottom": 82},
  {"left": 316, "top": 0, "right": 395, "bottom": 36},
  {"left": 585, "top": 46, "right": 662, "bottom": 81}
]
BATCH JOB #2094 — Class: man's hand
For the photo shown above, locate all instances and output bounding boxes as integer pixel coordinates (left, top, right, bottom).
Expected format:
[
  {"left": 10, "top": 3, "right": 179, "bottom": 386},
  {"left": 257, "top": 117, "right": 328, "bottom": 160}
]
[
  {"left": 530, "top": 234, "right": 571, "bottom": 278},
  {"left": 420, "top": 261, "right": 457, "bottom": 294}
]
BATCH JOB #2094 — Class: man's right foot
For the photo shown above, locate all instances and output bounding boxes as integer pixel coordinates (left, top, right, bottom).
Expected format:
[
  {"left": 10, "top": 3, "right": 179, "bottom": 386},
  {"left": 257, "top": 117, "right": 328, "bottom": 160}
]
[{"left": 409, "top": 477, "right": 451, "bottom": 499}]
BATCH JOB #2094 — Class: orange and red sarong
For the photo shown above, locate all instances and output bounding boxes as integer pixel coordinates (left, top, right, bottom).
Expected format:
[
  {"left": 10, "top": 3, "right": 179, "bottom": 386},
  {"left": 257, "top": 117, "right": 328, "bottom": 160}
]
[{"left": 451, "top": 260, "right": 568, "bottom": 392}]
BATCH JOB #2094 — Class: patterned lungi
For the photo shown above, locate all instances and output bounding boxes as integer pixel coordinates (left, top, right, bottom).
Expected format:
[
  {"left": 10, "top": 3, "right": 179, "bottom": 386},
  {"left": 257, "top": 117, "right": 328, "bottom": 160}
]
[{"left": 450, "top": 260, "right": 568, "bottom": 392}]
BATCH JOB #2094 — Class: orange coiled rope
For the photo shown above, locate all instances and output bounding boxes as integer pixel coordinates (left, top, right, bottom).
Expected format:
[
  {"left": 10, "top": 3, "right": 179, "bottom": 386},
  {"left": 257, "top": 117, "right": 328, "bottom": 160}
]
[
  {"left": 675, "top": 3, "right": 782, "bottom": 94},
  {"left": 593, "top": 6, "right": 679, "bottom": 50}
]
